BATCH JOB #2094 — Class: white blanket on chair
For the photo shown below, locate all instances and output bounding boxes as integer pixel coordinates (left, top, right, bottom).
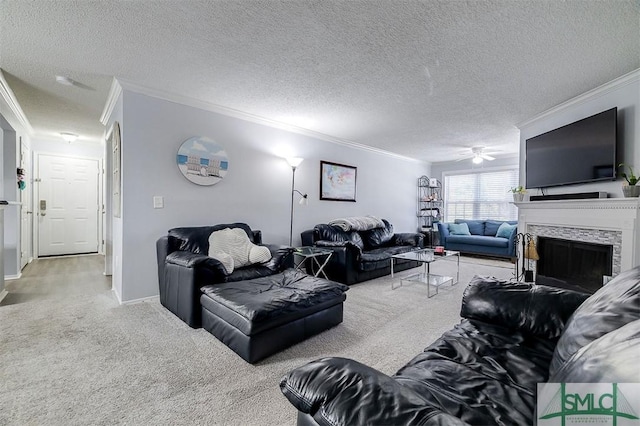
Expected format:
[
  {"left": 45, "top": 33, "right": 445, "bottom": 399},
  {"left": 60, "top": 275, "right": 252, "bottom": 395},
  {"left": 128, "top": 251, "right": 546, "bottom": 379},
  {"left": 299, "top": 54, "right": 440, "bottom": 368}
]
[{"left": 328, "top": 216, "right": 385, "bottom": 232}]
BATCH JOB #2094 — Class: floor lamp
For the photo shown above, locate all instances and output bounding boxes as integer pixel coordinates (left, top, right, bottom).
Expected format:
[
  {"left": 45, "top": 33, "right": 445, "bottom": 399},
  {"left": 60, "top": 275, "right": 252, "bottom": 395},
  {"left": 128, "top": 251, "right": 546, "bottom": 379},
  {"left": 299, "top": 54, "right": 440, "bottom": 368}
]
[{"left": 286, "top": 157, "right": 308, "bottom": 246}]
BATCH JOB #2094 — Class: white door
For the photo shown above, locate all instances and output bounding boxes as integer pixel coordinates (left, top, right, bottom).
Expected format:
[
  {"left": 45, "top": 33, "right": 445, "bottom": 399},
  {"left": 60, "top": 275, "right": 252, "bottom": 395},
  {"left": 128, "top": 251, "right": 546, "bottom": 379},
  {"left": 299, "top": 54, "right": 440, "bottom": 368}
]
[
  {"left": 37, "top": 154, "right": 99, "bottom": 256},
  {"left": 20, "top": 141, "right": 32, "bottom": 269}
]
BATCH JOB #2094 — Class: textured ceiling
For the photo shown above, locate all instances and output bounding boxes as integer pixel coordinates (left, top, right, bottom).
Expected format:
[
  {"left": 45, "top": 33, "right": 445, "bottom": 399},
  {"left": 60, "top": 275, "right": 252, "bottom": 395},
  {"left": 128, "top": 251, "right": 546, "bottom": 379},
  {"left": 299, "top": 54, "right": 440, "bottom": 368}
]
[{"left": 0, "top": 0, "right": 638, "bottom": 162}]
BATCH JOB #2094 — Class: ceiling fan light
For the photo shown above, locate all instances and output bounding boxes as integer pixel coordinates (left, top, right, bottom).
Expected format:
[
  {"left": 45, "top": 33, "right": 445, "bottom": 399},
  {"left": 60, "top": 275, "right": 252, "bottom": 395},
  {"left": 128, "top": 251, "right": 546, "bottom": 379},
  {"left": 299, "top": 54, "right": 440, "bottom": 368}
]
[
  {"left": 472, "top": 155, "right": 483, "bottom": 164},
  {"left": 60, "top": 132, "right": 79, "bottom": 143},
  {"left": 55, "top": 75, "right": 75, "bottom": 86}
]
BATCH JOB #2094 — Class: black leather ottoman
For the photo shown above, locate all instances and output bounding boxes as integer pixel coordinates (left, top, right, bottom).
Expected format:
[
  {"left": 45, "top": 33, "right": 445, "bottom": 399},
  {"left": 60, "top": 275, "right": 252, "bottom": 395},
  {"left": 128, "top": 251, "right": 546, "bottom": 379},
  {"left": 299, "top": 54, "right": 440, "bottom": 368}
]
[{"left": 200, "top": 269, "right": 348, "bottom": 363}]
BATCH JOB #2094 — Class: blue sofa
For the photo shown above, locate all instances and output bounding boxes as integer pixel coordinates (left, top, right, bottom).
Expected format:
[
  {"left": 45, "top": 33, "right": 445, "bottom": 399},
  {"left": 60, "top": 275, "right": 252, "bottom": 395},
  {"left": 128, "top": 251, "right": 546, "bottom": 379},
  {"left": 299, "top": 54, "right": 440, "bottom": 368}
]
[{"left": 437, "top": 219, "right": 517, "bottom": 259}]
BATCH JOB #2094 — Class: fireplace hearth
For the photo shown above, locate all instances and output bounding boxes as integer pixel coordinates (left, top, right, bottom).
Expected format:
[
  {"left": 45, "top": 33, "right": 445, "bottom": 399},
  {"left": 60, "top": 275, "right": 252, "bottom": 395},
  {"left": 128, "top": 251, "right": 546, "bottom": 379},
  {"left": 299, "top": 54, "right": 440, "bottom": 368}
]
[{"left": 536, "top": 236, "right": 613, "bottom": 294}]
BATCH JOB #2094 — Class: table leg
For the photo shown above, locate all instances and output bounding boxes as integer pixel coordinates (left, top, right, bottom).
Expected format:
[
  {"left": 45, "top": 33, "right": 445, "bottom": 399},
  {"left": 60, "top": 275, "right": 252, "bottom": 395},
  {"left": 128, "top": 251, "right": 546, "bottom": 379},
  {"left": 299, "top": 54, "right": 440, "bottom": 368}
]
[
  {"left": 313, "top": 254, "right": 332, "bottom": 279},
  {"left": 391, "top": 257, "right": 401, "bottom": 290},
  {"left": 426, "top": 261, "right": 432, "bottom": 298}
]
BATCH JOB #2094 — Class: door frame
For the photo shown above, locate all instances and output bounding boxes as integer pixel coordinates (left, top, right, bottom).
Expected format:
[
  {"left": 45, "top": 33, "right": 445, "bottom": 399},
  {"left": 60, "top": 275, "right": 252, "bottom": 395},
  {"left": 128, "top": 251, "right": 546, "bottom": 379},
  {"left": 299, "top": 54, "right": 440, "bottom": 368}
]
[
  {"left": 33, "top": 151, "right": 103, "bottom": 259},
  {"left": 19, "top": 138, "right": 32, "bottom": 269}
]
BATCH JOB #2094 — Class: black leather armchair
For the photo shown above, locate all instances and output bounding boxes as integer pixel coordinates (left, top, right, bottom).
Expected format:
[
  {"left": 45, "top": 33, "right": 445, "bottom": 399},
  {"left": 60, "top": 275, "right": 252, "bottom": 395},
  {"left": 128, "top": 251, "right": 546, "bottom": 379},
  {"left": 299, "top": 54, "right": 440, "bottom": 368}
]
[
  {"left": 156, "top": 223, "right": 293, "bottom": 328},
  {"left": 280, "top": 267, "right": 640, "bottom": 425},
  {"left": 301, "top": 219, "right": 424, "bottom": 285}
]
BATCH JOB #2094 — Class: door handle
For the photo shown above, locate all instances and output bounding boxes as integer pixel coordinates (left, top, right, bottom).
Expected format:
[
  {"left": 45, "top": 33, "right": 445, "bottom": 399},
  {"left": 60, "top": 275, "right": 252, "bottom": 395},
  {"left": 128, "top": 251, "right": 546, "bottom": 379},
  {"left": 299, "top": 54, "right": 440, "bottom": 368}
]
[{"left": 39, "top": 200, "right": 46, "bottom": 216}]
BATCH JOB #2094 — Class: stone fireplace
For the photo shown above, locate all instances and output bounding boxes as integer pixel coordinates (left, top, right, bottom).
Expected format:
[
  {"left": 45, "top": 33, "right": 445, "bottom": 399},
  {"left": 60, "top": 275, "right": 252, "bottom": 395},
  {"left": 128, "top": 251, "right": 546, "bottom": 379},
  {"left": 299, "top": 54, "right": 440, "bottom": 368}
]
[{"left": 515, "top": 198, "right": 639, "bottom": 290}]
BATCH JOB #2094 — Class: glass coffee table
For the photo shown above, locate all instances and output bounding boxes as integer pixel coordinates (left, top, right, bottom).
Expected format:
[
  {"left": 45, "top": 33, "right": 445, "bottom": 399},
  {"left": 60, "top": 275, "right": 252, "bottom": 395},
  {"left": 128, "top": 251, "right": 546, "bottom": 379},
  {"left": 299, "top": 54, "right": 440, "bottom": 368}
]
[
  {"left": 391, "top": 249, "right": 460, "bottom": 297},
  {"left": 293, "top": 247, "right": 333, "bottom": 279}
]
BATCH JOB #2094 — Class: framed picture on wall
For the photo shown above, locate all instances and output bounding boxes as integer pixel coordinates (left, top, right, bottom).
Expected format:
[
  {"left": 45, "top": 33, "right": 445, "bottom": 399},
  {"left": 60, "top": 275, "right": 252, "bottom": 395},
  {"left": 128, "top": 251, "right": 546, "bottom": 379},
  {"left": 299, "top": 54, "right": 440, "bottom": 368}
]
[
  {"left": 320, "top": 161, "right": 357, "bottom": 202},
  {"left": 176, "top": 136, "right": 229, "bottom": 186}
]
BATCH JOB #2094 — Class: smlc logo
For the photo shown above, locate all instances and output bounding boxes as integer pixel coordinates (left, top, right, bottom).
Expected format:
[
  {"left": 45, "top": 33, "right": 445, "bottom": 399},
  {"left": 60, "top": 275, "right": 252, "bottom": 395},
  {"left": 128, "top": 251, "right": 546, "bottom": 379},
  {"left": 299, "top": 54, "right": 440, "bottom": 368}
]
[{"left": 538, "top": 383, "right": 640, "bottom": 426}]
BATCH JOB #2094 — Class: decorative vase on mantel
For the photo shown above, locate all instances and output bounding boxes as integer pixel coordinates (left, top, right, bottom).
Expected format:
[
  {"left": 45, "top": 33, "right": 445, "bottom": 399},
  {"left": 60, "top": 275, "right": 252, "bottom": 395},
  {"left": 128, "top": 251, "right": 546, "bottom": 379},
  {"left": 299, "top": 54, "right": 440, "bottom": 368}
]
[
  {"left": 513, "top": 193, "right": 525, "bottom": 202},
  {"left": 622, "top": 185, "right": 640, "bottom": 198}
]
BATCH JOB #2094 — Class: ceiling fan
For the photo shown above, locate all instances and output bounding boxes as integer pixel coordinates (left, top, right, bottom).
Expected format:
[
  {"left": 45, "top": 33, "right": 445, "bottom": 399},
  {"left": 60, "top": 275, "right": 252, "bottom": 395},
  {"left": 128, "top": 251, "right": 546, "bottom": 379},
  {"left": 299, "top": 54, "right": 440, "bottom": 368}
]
[{"left": 456, "top": 146, "right": 498, "bottom": 164}]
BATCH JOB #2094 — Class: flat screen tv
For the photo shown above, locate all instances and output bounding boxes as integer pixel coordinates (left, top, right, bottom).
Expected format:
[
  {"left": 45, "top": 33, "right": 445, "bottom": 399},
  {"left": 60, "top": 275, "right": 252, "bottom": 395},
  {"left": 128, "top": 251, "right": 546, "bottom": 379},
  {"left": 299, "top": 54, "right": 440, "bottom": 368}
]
[{"left": 525, "top": 107, "right": 617, "bottom": 188}]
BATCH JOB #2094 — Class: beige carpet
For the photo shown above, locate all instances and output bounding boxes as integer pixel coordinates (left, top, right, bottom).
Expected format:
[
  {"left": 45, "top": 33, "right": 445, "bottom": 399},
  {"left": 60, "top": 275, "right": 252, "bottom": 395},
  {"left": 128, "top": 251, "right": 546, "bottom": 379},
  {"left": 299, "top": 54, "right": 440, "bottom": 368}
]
[{"left": 0, "top": 255, "right": 514, "bottom": 425}]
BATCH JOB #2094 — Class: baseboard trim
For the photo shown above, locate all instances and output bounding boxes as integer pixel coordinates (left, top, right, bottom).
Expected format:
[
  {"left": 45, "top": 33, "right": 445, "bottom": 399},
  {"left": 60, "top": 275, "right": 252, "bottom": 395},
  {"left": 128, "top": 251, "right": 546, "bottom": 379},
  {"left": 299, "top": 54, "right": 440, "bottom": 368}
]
[
  {"left": 5, "top": 273, "right": 22, "bottom": 281},
  {"left": 0, "top": 289, "right": 8, "bottom": 303},
  {"left": 111, "top": 288, "right": 122, "bottom": 304},
  {"left": 119, "top": 294, "right": 160, "bottom": 305}
]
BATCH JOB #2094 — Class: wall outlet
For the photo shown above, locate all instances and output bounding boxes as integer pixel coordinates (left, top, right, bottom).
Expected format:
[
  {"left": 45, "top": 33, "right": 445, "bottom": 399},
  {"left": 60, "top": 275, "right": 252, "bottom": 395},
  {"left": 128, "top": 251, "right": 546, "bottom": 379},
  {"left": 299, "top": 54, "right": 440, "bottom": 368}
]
[{"left": 153, "top": 196, "right": 164, "bottom": 209}]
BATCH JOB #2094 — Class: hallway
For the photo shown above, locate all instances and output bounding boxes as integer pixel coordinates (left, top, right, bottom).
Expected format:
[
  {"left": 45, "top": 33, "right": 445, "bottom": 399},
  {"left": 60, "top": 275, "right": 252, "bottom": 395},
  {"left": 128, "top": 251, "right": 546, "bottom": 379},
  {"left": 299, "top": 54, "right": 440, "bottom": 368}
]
[{"left": 0, "top": 255, "right": 111, "bottom": 306}]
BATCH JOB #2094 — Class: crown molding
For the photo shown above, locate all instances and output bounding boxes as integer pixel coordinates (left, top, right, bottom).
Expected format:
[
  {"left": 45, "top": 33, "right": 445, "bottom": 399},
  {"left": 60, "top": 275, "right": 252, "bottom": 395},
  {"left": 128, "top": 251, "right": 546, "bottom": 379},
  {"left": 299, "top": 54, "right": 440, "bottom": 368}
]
[
  {"left": 99, "top": 77, "right": 123, "bottom": 125},
  {"left": 517, "top": 68, "right": 640, "bottom": 129},
  {"left": 0, "top": 68, "right": 34, "bottom": 135},
  {"left": 114, "top": 78, "right": 424, "bottom": 163}
]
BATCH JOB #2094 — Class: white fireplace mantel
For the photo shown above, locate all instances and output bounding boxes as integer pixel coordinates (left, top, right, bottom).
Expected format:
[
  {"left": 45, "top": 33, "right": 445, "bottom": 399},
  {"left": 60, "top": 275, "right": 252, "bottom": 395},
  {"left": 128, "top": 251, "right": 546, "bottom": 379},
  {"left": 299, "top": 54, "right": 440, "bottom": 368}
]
[{"left": 515, "top": 198, "right": 640, "bottom": 272}]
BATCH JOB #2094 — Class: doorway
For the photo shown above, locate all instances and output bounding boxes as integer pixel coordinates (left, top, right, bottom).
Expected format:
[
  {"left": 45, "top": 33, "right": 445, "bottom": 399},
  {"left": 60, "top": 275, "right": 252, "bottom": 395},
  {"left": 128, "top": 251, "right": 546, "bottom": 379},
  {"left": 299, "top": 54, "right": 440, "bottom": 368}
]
[{"left": 35, "top": 153, "right": 100, "bottom": 257}]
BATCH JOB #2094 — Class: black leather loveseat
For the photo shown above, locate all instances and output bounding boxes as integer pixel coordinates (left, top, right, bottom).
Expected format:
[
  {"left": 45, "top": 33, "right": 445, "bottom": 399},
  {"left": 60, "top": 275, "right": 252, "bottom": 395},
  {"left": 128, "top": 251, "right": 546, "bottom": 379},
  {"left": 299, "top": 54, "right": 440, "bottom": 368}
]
[
  {"left": 280, "top": 266, "right": 640, "bottom": 425},
  {"left": 156, "top": 223, "right": 292, "bottom": 328},
  {"left": 301, "top": 219, "right": 424, "bottom": 285}
]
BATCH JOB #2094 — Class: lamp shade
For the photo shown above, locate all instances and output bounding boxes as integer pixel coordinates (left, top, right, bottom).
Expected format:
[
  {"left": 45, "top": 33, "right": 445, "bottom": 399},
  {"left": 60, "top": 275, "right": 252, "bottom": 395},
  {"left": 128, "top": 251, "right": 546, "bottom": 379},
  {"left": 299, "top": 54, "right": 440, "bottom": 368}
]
[{"left": 286, "top": 157, "right": 304, "bottom": 168}]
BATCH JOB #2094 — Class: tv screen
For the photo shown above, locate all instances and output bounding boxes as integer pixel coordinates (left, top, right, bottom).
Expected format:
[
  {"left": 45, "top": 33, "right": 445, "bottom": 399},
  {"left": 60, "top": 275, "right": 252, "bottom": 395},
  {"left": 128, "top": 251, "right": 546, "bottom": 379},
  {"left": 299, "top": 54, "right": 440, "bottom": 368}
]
[{"left": 525, "top": 107, "right": 617, "bottom": 188}]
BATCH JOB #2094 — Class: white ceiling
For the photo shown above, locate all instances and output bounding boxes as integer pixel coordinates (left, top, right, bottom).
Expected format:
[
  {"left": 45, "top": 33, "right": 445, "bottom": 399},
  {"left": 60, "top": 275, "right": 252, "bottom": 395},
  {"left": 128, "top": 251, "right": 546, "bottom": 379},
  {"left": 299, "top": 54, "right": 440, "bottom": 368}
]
[{"left": 0, "top": 1, "right": 638, "bottom": 162}]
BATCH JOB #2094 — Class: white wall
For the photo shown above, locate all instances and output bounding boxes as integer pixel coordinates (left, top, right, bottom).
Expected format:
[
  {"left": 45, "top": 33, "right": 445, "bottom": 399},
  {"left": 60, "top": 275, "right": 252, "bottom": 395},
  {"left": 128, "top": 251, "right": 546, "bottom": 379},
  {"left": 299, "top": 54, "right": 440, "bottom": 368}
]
[
  {"left": 0, "top": 107, "right": 31, "bottom": 280},
  {"left": 518, "top": 70, "right": 640, "bottom": 198},
  {"left": 0, "top": 126, "right": 4, "bottom": 295},
  {"left": 430, "top": 155, "right": 520, "bottom": 183},
  {"left": 2, "top": 127, "right": 18, "bottom": 277},
  {"left": 115, "top": 90, "right": 428, "bottom": 302},
  {"left": 104, "top": 93, "right": 123, "bottom": 300},
  {"left": 31, "top": 137, "right": 103, "bottom": 159}
]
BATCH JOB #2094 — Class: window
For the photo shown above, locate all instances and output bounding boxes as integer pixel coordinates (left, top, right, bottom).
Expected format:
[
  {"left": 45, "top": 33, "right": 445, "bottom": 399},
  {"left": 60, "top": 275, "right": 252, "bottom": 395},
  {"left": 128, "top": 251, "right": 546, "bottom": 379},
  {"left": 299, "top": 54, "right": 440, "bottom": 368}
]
[{"left": 443, "top": 168, "right": 519, "bottom": 222}]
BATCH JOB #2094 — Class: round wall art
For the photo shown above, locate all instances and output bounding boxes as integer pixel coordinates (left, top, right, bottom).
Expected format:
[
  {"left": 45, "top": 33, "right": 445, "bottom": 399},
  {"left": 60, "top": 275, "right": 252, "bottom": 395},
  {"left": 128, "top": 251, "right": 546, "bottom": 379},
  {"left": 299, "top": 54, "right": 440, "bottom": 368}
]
[{"left": 176, "top": 136, "right": 229, "bottom": 186}]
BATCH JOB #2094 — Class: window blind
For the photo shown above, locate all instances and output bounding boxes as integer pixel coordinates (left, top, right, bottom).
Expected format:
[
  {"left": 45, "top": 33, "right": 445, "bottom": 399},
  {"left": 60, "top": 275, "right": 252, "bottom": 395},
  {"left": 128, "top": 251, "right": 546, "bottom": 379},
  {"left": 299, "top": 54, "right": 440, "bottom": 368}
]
[{"left": 443, "top": 168, "right": 519, "bottom": 222}]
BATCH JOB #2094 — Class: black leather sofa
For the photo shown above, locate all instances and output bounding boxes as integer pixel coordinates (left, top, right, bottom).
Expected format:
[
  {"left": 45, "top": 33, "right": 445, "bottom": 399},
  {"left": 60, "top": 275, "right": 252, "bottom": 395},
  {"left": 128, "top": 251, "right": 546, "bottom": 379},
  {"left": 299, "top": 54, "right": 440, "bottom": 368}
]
[
  {"left": 300, "top": 219, "right": 424, "bottom": 285},
  {"left": 156, "top": 223, "right": 293, "bottom": 328},
  {"left": 280, "top": 266, "right": 640, "bottom": 425}
]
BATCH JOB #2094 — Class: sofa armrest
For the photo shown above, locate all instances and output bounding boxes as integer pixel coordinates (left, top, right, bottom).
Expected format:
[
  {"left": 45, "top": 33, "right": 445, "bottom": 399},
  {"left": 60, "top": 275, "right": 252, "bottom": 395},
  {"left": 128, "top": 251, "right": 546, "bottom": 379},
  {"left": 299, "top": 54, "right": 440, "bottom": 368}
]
[
  {"left": 314, "top": 240, "right": 362, "bottom": 259},
  {"left": 506, "top": 227, "right": 518, "bottom": 257},
  {"left": 461, "top": 276, "right": 589, "bottom": 339},
  {"left": 280, "top": 357, "right": 468, "bottom": 426},
  {"left": 159, "top": 251, "right": 228, "bottom": 328},
  {"left": 437, "top": 222, "right": 450, "bottom": 243},
  {"left": 166, "top": 250, "right": 227, "bottom": 275},
  {"left": 393, "top": 232, "right": 424, "bottom": 247},
  {"left": 301, "top": 229, "right": 316, "bottom": 246},
  {"left": 262, "top": 244, "right": 294, "bottom": 271}
]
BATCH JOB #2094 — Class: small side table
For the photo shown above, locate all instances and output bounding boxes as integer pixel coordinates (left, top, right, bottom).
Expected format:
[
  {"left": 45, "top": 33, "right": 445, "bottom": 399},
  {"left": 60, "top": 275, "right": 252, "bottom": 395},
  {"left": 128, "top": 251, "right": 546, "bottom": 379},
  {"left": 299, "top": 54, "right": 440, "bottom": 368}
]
[{"left": 293, "top": 247, "right": 333, "bottom": 279}]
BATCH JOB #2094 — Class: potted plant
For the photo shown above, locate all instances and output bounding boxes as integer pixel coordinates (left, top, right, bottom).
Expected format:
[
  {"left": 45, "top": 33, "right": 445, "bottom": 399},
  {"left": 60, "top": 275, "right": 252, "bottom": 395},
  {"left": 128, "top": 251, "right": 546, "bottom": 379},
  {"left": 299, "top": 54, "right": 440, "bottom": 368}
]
[
  {"left": 619, "top": 163, "right": 640, "bottom": 197},
  {"left": 509, "top": 186, "right": 526, "bottom": 202}
]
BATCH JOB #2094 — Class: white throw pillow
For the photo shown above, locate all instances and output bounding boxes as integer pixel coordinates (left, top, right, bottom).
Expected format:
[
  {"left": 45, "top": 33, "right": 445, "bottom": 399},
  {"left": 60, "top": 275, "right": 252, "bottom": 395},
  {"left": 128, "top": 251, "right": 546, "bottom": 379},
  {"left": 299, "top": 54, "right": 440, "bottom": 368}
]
[
  {"left": 249, "top": 245, "right": 272, "bottom": 264},
  {"left": 208, "top": 227, "right": 272, "bottom": 271},
  {"left": 209, "top": 251, "right": 234, "bottom": 274}
]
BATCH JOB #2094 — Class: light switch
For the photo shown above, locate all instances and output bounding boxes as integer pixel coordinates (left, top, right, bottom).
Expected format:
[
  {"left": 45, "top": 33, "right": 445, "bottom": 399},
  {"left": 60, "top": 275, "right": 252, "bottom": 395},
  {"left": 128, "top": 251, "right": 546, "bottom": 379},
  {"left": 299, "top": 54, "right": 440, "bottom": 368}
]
[{"left": 153, "top": 196, "right": 164, "bottom": 209}]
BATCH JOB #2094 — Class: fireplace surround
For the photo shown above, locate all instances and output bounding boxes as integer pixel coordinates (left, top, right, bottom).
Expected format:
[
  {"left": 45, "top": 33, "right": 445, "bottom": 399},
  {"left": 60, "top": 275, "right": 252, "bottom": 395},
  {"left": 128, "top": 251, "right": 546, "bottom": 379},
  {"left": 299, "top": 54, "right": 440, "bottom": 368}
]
[{"left": 515, "top": 198, "right": 639, "bottom": 286}]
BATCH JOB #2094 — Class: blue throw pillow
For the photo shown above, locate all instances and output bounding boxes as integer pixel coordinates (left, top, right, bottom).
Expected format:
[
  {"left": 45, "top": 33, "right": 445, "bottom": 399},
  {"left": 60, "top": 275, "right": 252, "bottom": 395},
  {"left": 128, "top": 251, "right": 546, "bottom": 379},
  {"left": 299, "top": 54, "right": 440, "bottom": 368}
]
[
  {"left": 484, "top": 220, "right": 504, "bottom": 236},
  {"left": 454, "top": 219, "right": 484, "bottom": 235},
  {"left": 496, "top": 223, "right": 516, "bottom": 238},
  {"left": 449, "top": 223, "right": 471, "bottom": 235}
]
